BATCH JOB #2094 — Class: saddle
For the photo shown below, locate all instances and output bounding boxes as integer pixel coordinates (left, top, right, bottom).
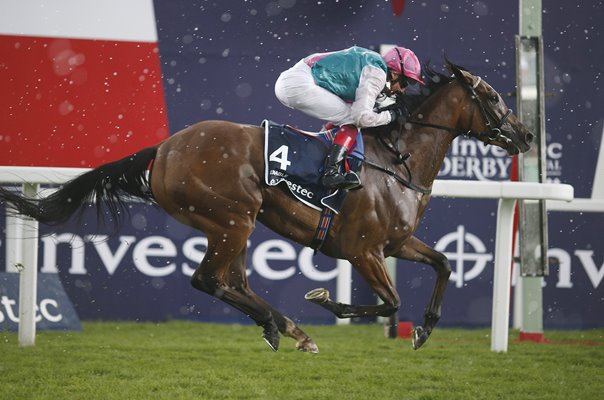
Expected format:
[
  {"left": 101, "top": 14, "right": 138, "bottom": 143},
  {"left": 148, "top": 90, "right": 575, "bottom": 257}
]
[{"left": 262, "top": 120, "right": 364, "bottom": 214}]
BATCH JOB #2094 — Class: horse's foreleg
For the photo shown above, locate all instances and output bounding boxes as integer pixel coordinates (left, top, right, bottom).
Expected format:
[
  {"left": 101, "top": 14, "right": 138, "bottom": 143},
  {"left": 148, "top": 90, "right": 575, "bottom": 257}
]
[
  {"left": 395, "top": 236, "right": 451, "bottom": 350},
  {"left": 305, "top": 252, "right": 401, "bottom": 319},
  {"left": 305, "top": 288, "right": 399, "bottom": 318}
]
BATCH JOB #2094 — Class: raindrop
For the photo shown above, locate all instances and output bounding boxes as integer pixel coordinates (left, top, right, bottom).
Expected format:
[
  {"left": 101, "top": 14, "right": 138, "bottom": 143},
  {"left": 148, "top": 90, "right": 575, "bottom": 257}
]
[
  {"left": 266, "top": 2, "right": 282, "bottom": 16},
  {"left": 151, "top": 278, "right": 166, "bottom": 290},
  {"left": 200, "top": 99, "right": 212, "bottom": 110},
  {"left": 473, "top": 1, "right": 489, "bottom": 16},
  {"left": 58, "top": 100, "right": 74, "bottom": 115},
  {"left": 131, "top": 213, "right": 148, "bottom": 230},
  {"left": 235, "top": 83, "right": 253, "bottom": 98}
]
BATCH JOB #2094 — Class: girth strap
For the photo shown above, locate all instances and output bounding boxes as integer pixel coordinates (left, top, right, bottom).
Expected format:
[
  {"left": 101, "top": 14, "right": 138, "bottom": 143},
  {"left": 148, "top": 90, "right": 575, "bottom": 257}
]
[{"left": 310, "top": 207, "right": 335, "bottom": 251}]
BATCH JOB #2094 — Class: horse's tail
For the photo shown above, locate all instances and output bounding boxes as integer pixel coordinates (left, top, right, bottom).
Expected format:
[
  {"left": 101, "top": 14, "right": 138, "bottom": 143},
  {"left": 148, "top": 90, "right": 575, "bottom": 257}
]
[{"left": 0, "top": 146, "right": 158, "bottom": 227}]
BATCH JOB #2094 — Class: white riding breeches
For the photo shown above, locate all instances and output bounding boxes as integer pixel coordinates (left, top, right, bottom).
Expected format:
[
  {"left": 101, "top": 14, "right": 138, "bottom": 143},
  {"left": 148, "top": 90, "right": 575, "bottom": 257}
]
[
  {"left": 275, "top": 60, "right": 354, "bottom": 126},
  {"left": 275, "top": 60, "right": 392, "bottom": 128}
]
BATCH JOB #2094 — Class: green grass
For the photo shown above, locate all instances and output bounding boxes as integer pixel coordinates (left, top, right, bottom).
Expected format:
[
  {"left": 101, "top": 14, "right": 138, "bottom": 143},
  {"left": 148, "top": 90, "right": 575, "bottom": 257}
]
[{"left": 1, "top": 322, "right": 603, "bottom": 400}]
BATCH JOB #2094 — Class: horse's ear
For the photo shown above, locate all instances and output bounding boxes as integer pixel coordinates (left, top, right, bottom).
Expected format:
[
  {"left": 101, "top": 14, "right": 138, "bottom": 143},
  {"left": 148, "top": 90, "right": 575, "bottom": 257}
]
[
  {"left": 443, "top": 52, "right": 451, "bottom": 69},
  {"left": 445, "top": 56, "right": 475, "bottom": 86},
  {"left": 444, "top": 55, "right": 462, "bottom": 78},
  {"left": 443, "top": 53, "right": 455, "bottom": 74}
]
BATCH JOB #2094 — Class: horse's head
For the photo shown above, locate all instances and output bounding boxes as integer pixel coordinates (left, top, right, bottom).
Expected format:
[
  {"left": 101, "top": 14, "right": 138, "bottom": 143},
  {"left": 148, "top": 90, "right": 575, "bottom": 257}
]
[{"left": 447, "top": 60, "right": 533, "bottom": 155}]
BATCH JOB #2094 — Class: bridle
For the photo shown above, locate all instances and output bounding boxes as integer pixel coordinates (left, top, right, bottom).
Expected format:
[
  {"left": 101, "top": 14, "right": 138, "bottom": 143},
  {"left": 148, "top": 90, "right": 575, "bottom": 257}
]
[
  {"left": 360, "top": 72, "right": 515, "bottom": 195},
  {"left": 408, "top": 75, "right": 513, "bottom": 145},
  {"left": 465, "top": 76, "right": 513, "bottom": 144}
]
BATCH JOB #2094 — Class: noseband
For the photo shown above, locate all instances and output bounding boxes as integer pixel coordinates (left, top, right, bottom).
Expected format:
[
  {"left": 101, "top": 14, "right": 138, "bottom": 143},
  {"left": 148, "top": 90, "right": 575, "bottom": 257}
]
[{"left": 466, "top": 77, "right": 513, "bottom": 144}]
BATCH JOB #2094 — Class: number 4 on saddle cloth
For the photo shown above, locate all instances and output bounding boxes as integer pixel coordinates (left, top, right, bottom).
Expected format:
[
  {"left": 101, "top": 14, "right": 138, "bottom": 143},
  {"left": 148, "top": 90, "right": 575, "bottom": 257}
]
[{"left": 262, "top": 119, "right": 364, "bottom": 215}]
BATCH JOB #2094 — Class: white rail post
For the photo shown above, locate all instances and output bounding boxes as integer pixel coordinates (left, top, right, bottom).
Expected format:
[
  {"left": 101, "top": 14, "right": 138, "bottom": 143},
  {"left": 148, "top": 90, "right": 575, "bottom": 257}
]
[
  {"left": 336, "top": 259, "right": 351, "bottom": 325},
  {"left": 491, "top": 198, "right": 517, "bottom": 352},
  {"left": 17, "top": 182, "right": 40, "bottom": 347},
  {"left": 5, "top": 210, "right": 23, "bottom": 273}
]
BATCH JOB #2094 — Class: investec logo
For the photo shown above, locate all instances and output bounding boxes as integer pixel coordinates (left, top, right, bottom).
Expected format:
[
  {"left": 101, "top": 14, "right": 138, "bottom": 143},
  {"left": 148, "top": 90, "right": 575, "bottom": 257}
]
[
  {"left": 439, "top": 136, "right": 564, "bottom": 181},
  {"left": 435, "top": 225, "right": 492, "bottom": 288},
  {"left": 436, "top": 225, "right": 604, "bottom": 289}
]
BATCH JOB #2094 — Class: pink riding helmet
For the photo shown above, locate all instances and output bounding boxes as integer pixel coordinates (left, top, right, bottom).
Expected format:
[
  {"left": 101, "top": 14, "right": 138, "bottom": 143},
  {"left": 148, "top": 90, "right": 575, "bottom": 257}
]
[{"left": 382, "top": 46, "right": 425, "bottom": 85}]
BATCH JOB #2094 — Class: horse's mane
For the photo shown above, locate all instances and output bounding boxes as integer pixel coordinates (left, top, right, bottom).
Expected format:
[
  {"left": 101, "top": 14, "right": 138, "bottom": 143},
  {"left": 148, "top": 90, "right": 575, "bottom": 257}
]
[
  {"left": 399, "top": 62, "right": 457, "bottom": 114},
  {"left": 364, "top": 59, "right": 467, "bottom": 137}
]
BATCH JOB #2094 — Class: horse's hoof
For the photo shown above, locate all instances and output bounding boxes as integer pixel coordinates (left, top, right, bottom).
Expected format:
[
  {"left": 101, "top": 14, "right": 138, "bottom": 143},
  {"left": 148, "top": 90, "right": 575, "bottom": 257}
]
[
  {"left": 262, "top": 321, "right": 280, "bottom": 352},
  {"left": 296, "top": 338, "right": 319, "bottom": 354},
  {"left": 304, "top": 288, "right": 330, "bottom": 304},
  {"left": 263, "top": 334, "right": 279, "bottom": 352},
  {"left": 411, "top": 326, "right": 429, "bottom": 350}
]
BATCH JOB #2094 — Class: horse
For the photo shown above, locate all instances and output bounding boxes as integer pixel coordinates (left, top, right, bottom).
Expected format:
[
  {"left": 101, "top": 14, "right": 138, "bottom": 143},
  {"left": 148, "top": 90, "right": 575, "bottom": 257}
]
[{"left": 0, "top": 60, "right": 532, "bottom": 353}]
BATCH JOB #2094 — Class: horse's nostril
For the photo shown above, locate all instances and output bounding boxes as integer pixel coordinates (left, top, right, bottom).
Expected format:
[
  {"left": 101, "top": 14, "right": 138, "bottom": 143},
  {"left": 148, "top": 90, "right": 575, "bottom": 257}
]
[{"left": 526, "top": 132, "right": 534, "bottom": 143}]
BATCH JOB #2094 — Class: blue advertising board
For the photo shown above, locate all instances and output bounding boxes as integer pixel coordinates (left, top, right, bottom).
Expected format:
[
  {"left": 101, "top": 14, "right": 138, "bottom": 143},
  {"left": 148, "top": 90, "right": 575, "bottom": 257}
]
[
  {"left": 1, "top": 197, "right": 602, "bottom": 329},
  {"left": 0, "top": 273, "right": 81, "bottom": 331}
]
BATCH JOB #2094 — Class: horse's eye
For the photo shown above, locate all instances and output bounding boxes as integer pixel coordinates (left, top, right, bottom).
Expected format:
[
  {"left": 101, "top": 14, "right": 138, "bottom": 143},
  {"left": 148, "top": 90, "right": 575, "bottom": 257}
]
[{"left": 489, "top": 92, "right": 499, "bottom": 102}]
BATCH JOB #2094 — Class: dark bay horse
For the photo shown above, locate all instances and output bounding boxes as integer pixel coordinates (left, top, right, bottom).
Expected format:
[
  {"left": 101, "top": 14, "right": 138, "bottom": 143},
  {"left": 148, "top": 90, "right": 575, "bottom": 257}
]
[{"left": 0, "top": 61, "right": 532, "bottom": 353}]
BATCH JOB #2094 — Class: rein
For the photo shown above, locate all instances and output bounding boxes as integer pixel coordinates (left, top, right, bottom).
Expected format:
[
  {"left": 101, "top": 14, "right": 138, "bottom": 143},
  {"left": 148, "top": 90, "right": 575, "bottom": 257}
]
[
  {"left": 352, "top": 153, "right": 431, "bottom": 194},
  {"left": 405, "top": 119, "right": 494, "bottom": 142},
  {"left": 354, "top": 123, "right": 432, "bottom": 195}
]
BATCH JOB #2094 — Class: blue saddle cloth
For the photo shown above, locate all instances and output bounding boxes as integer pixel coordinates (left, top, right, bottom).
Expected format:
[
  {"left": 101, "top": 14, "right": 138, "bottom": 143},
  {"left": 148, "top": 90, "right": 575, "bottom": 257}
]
[{"left": 262, "top": 120, "right": 364, "bottom": 213}]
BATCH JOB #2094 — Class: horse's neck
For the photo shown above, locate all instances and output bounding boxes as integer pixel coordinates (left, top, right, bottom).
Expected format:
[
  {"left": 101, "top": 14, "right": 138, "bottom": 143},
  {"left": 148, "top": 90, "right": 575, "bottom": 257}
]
[{"left": 405, "top": 85, "right": 464, "bottom": 188}]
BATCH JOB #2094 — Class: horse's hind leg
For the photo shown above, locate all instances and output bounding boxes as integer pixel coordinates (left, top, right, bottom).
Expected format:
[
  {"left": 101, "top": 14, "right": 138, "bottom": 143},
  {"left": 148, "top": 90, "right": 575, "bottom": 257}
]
[
  {"left": 190, "top": 225, "right": 318, "bottom": 352},
  {"left": 395, "top": 236, "right": 451, "bottom": 350},
  {"left": 249, "top": 293, "right": 319, "bottom": 353},
  {"left": 217, "top": 248, "right": 319, "bottom": 353},
  {"left": 189, "top": 228, "right": 283, "bottom": 351}
]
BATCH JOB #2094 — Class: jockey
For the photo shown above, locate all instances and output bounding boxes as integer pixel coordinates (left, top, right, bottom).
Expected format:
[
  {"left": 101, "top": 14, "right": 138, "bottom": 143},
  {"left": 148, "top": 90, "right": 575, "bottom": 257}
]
[{"left": 275, "top": 45, "right": 424, "bottom": 190}]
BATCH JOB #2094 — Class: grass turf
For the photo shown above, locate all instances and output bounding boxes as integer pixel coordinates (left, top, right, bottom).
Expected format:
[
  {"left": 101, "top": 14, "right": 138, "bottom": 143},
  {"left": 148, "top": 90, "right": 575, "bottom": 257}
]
[{"left": 1, "top": 321, "right": 603, "bottom": 400}]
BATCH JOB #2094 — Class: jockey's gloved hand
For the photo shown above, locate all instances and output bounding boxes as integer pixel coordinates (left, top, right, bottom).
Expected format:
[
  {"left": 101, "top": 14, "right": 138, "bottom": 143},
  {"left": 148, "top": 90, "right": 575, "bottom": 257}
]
[{"left": 389, "top": 106, "right": 406, "bottom": 124}]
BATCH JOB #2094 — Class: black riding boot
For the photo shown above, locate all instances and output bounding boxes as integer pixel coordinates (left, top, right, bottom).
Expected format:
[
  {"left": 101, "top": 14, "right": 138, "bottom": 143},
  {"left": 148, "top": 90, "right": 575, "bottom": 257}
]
[{"left": 321, "top": 144, "right": 361, "bottom": 190}]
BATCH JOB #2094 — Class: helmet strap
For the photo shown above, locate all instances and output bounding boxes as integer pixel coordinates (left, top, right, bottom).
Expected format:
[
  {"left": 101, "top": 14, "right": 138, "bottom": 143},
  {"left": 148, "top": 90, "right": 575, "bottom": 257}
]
[
  {"left": 393, "top": 47, "right": 410, "bottom": 88},
  {"left": 394, "top": 47, "right": 405, "bottom": 77}
]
